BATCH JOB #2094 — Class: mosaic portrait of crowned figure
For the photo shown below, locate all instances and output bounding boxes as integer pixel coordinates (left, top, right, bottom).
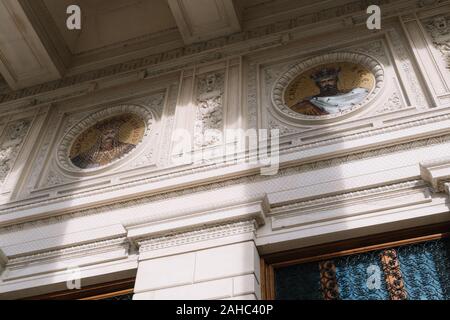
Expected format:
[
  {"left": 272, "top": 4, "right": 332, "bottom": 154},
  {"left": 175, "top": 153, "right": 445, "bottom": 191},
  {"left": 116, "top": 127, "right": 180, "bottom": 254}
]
[{"left": 289, "top": 67, "right": 371, "bottom": 116}]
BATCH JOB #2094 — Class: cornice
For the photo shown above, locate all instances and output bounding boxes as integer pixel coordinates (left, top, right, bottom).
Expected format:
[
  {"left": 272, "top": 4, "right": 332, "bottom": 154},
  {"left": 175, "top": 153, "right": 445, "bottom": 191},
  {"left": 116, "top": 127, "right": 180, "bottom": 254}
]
[
  {"left": 0, "top": 0, "right": 441, "bottom": 110},
  {"left": 269, "top": 180, "right": 426, "bottom": 215},
  {"left": 1, "top": 106, "right": 449, "bottom": 217},
  {"left": 6, "top": 237, "right": 128, "bottom": 266},
  {"left": 2, "top": 130, "right": 450, "bottom": 233}
]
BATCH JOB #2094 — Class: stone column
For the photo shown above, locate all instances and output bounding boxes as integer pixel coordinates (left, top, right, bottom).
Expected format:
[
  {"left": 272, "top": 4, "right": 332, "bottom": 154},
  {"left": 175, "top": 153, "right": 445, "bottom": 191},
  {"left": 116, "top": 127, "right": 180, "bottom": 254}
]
[{"left": 132, "top": 220, "right": 261, "bottom": 300}]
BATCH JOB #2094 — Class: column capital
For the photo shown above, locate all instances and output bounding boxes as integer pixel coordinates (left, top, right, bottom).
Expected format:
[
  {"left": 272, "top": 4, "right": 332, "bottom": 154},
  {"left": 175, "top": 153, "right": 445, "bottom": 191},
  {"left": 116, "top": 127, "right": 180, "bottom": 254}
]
[
  {"left": 420, "top": 157, "right": 450, "bottom": 193},
  {"left": 125, "top": 198, "right": 267, "bottom": 252},
  {"left": 136, "top": 219, "right": 259, "bottom": 261}
]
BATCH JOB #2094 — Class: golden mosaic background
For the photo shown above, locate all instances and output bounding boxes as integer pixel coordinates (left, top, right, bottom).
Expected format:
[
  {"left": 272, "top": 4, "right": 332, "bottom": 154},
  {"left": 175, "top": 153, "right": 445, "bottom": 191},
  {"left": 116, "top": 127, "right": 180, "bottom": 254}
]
[
  {"left": 69, "top": 113, "right": 145, "bottom": 165},
  {"left": 284, "top": 62, "right": 375, "bottom": 108}
]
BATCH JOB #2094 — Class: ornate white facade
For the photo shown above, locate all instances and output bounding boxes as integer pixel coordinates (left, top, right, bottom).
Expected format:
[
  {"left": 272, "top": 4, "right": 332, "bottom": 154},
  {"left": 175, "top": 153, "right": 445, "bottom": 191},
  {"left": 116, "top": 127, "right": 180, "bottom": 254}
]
[{"left": 0, "top": 0, "right": 450, "bottom": 300}]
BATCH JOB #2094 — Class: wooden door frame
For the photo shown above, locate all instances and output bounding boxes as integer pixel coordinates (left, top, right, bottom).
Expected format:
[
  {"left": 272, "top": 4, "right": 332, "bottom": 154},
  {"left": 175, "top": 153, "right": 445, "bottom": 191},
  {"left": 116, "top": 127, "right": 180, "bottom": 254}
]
[
  {"left": 260, "top": 222, "right": 450, "bottom": 300},
  {"left": 26, "top": 278, "right": 136, "bottom": 300}
]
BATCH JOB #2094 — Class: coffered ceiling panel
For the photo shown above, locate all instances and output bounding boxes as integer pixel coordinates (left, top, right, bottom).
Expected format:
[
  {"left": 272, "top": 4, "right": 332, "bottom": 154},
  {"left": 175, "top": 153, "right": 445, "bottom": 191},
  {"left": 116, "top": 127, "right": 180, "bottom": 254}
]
[
  {"left": 168, "top": 0, "right": 242, "bottom": 44},
  {"left": 43, "top": 0, "right": 179, "bottom": 54},
  {"left": 0, "top": 0, "right": 61, "bottom": 90}
]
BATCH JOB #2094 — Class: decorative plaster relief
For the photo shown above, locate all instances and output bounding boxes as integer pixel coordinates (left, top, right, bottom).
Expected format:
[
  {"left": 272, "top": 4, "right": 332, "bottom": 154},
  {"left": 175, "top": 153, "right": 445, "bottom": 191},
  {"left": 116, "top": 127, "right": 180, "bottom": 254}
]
[
  {"left": 389, "top": 29, "right": 428, "bottom": 108},
  {"left": 194, "top": 72, "right": 225, "bottom": 148},
  {"left": 123, "top": 93, "right": 165, "bottom": 169},
  {"left": 0, "top": 119, "right": 31, "bottom": 187},
  {"left": 268, "top": 119, "right": 302, "bottom": 136},
  {"left": 351, "top": 40, "right": 407, "bottom": 115},
  {"left": 424, "top": 15, "right": 450, "bottom": 67},
  {"left": 3, "top": 131, "right": 450, "bottom": 234},
  {"left": 247, "top": 63, "right": 259, "bottom": 130}
]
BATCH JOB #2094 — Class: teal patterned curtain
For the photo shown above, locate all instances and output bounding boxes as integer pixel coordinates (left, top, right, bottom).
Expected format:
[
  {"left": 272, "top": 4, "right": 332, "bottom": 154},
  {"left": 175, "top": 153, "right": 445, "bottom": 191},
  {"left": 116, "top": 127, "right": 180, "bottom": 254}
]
[{"left": 275, "top": 238, "right": 450, "bottom": 300}]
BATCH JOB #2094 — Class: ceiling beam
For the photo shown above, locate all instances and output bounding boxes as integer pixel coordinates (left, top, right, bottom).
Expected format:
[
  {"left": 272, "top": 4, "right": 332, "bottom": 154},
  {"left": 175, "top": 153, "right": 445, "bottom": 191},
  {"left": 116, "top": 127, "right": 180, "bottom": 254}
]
[
  {"left": 168, "top": 0, "right": 242, "bottom": 45},
  {"left": 0, "top": 0, "right": 63, "bottom": 90}
]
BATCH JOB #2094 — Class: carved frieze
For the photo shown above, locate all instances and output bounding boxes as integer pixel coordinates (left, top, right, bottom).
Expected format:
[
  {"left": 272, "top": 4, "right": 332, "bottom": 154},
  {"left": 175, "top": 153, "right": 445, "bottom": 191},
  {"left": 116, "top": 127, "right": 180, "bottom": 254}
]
[
  {"left": 351, "top": 40, "right": 407, "bottom": 115},
  {"left": 0, "top": 119, "right": 31, "bottom": 187},
  {"left": 194, "top": 73, "right": 225, "bottom": 148},
  {"left": 389, "top": 30, "right": 428, "bottom": 108},
  {"left": 375, "top": 91, "right": 405, "bottom": 114},
  {"left": 424, "top": 15, "right": 450, "bottom": 67},
  {"left": 3, "top": 130, "right": 450, "bottom": 233}
]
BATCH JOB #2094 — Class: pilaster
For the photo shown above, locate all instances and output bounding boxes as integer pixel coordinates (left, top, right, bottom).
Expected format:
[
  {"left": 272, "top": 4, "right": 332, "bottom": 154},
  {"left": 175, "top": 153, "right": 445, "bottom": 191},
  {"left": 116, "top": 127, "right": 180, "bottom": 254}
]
[{"left": 132, "top": 219, "right": 262, "bottom": 300}]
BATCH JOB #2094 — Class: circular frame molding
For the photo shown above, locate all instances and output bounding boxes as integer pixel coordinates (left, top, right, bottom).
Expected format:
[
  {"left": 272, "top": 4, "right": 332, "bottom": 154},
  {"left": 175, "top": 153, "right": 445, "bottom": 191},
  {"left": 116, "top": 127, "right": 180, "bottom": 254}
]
[
  {"left": 271, "top": 52, "right": 385, "bottom": 124},
  {"left": 57, "top": 104, "right": 155, "bottom": 176}
]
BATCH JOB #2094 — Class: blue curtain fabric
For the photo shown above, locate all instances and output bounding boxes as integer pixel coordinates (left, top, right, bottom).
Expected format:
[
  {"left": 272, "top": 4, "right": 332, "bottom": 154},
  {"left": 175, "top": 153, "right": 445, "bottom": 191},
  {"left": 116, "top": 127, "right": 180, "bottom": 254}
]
[{"left": 275, "top": 238, "right": 450, "bottom": 300}]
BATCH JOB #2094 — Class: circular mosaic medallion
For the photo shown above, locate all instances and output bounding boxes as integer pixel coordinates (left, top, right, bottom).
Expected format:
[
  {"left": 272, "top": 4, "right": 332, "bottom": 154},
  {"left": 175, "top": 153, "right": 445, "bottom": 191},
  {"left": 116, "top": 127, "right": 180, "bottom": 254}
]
[
  {"left": 272, "top": 52, "right": 384, "bottom": 124},
  {"left": 69, "top": 113, "right": 145, "bottom": 169},
  {"left": 57, "top": 105, "right": 154, "bottom": 175},
  {"left": 285, "top": 62, "right": 375, "bottom": 116}
]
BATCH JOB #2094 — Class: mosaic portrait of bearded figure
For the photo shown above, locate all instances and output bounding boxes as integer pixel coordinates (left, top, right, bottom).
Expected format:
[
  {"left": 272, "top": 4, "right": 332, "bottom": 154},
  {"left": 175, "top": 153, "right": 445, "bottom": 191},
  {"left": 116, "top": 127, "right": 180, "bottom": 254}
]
[
  {"left": 69, "top": 113, "right": 146, "bottom": 169},
  {"left": 285, "top": 62, "right": 375, "bottom": 116}
]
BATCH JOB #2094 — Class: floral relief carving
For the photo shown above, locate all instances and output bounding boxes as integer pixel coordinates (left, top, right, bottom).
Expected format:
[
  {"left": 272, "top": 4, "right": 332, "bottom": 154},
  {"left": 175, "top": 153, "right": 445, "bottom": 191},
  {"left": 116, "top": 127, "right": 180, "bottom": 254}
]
[
  {"left": 268, "top": 119, "right": 301, "bottom": 136},
  {"left": 45, "top": 168, "right": 72, "bottom": 187},
  {"left": 374, "top": 91, "right": 405, "bottom": 114},
  {"left": 194, "top": 73, "right": 225, "bottom": 148},
  {"left": 351, "top": 40, "right": 390, "bottom": 68},
  {"left": 0, "top": 119, "right": 31, "bottom": 186},
  {"left": 425, "top": 15, "right": 450, "bottom": 66},
  {"left": 247, "top": 64, "right": 258, "bottom": 130},
  {"left": 389, "top": 29, "right": 428, "bottom": 108},
  {"left": 126, "top": 92, "right": 165, "bottom": 169}
]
